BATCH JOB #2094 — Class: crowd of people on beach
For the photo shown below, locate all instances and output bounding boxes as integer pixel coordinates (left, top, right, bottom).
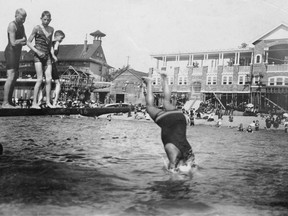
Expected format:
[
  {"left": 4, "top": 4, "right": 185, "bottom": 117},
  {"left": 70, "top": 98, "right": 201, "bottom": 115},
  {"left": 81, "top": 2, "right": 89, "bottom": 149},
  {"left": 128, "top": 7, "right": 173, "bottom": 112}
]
[{"left": 8, "top": 96, "right": 100, "bottom": 109}]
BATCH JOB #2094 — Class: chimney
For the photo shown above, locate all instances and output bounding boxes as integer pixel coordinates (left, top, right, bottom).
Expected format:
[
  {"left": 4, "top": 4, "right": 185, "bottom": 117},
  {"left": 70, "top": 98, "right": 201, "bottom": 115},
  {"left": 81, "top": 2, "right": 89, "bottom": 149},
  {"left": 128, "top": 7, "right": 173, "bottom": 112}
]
[
  {"left": 93, "top": 37, "right": 101, "bottom": 47},
  {"left": 83, "top": 34, "right": 88, "bottom": 52},
  {"left": 90, "top": 30, "right": 106, "bottom": 47}
]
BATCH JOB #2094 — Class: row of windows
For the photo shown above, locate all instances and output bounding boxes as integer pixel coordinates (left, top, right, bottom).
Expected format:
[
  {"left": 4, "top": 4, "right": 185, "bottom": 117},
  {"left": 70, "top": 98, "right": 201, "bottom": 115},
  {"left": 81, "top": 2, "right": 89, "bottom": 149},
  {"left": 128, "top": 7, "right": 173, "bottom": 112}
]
[
  {"left": 207, "top": 75, "right": 236, "bottom": 85},
  {"left": 269, "top": 77, "right": 288, "bottom": 86},
  {"left": 152, "top": 75, "right": 249, "bottom": 85},
  {"left": 152, "top": 76, "right": 187, "bottom": 85},
  {"left": 207, "top": 75, "right": 288, "bottom": 86},
  {"left": 207, "top": 75, "right": 256, "bottom": 85}
]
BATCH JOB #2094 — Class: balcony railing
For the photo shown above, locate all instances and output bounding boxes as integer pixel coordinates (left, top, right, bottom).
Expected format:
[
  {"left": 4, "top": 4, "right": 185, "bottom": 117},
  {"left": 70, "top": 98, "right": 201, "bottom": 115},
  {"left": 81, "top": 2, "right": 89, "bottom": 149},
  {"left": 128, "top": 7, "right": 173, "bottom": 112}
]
[{"left": 267, "top": 64, "right": 288, "bottom": 72}]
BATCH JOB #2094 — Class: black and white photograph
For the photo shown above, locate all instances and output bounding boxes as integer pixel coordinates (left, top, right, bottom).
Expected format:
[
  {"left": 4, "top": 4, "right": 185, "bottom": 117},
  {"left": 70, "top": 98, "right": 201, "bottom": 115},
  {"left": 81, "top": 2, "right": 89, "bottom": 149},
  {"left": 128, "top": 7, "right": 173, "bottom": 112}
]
[{"left": 0, "top": 0, "right": 288, "bottom": 215}]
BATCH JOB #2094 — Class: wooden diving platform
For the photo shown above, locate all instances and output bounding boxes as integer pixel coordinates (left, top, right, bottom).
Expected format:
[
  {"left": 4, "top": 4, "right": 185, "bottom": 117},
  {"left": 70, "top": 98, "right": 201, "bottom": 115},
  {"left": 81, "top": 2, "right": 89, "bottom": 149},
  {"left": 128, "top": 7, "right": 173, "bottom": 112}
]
[{"left": 0, "top": 107, "right": 131, "bottom": 117}]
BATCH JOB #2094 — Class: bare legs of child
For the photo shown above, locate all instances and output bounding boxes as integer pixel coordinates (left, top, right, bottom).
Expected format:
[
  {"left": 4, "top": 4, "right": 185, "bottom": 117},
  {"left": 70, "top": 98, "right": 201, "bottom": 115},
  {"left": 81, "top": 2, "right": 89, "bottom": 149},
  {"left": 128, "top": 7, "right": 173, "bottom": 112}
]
[
  {"left": 52, "top": 79, "right": 61, "bottom": 107},
  {"left": 31, "top": 63, "right": 53, "bottom": 109}
]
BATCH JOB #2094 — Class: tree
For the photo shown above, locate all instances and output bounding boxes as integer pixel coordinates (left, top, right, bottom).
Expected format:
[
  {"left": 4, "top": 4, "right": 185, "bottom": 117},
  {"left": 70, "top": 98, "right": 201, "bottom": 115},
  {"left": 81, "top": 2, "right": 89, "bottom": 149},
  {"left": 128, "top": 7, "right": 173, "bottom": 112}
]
[{"left": 239, "top": 42, "right": 248, "bottom": 49}]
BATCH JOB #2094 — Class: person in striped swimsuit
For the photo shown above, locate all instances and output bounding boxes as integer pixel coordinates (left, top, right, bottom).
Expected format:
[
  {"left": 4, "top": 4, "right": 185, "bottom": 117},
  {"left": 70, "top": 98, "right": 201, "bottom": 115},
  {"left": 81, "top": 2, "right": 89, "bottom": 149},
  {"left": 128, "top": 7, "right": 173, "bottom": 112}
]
[{"left": 27, "top": 11, "right": 54, "bottom": 109}]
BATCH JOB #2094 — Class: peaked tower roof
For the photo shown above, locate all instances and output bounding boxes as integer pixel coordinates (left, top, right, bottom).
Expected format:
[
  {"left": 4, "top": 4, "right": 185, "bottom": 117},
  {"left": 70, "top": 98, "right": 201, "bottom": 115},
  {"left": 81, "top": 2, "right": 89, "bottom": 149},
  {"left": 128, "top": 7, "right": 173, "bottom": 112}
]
[{"left": 90, "top": 30, "right": 106, "bottom": 38}]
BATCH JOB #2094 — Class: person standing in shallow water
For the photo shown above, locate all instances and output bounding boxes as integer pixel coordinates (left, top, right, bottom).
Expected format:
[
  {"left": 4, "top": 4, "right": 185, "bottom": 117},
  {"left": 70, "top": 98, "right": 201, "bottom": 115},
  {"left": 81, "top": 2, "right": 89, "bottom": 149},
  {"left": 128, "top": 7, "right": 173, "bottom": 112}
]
[
  {"left": 142, "top": 72, "right": 195, "bottom": 172},
  {"left": 2, "top": 8, "right": 27, "bottom": 108}
]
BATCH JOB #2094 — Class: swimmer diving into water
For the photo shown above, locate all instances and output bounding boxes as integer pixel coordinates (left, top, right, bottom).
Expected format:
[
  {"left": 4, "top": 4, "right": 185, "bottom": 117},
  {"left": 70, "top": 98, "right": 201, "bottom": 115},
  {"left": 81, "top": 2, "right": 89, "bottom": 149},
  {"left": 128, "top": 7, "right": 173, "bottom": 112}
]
[{"left": 142, "top": 72, "right": 195, "bottom": 172}]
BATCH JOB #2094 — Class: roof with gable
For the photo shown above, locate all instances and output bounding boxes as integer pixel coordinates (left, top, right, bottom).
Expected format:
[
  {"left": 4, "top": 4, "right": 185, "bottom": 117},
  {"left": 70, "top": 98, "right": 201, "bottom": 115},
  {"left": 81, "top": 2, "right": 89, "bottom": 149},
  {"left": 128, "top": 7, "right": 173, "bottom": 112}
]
[
  {"left": 112, "top": 68, "right": 148, "bottom": 81},
  {"left": 57, "top": 43, "right": 98, "bottom": 60},
  {"left": 0, "top": 42, "right": 111, "bottom": 68},
  {"left": 0, "top": 50, "right": 34, "bottom": 62},
  {"left": 252, "top": 23, "right": 288, "bottom": 45}
]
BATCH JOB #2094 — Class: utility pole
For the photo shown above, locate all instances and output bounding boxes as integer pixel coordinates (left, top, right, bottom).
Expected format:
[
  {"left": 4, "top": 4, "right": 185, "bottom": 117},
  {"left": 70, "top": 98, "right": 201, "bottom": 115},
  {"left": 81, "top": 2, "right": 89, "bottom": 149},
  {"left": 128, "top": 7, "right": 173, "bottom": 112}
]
[{"left": 127, "top": 56, "right": 130, "bottom": 66}]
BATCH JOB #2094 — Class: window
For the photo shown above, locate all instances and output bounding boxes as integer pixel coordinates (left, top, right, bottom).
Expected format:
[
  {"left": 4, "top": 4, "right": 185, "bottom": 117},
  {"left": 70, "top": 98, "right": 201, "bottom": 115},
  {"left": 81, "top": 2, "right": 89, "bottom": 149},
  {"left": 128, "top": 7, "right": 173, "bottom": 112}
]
[
  {"left": 207, "top": 76, "right": 212, "bottom": 85},
  {"left": 268, "top": 76, "right": 288, "bottom": 86},
  {"left": 183, "top": 77, "right": 188, "bottom": 85},
  {"left": 276, "top": 77, "right": 283, "bottom": 85},
  {"left": 253, "top": 76, "right": 260, "bottom": 85},
  {"left": 228, "top": 76, "right": 233, "bottom": 84},
  {"left": 161, "top": 67, "right": 166, "bottom": 71},
  {"left": 193, "top": 82, "right": 201, "bottom": 93},
  {"left": 238, "top": 75, "right": 244, "bottom": 85},
  {"left": 169, "top": 76, "right": 174, "bottom": 85},
  {"left": 285, "top": 78, "right": 288, "bottom": 86},
  {"left": 269, "top": 78, "right": 275, "bottom": 86},
  {"left": 152, "top": 77, "right": 156, "bottom": 85},
  {"left": 255, "top": 54, "right": 262, "bottom": 64},
  {"left": 157, "top": 77, "right": 161, "bottom": 85},
  {"left": 212, "top": 76, "right": 217, "bottom": 85},
  {"left": 222, "top": 75, "right": 233, "bottom": 85},
  {"left": 178, "top": 76, "right": 183, "bottom": 85},
  {"left": 207, "top": 76, "right": 217, "bottom": 85},
  {"left": 222, "top": 76, "right": 227, "bottom": 85}
]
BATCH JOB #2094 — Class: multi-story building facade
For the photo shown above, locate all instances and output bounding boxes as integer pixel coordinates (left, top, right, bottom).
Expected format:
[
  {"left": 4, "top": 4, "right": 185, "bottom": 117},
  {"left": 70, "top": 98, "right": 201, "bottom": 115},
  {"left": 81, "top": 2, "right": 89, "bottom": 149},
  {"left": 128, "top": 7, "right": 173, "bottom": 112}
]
[
  {"left": 150, "top": 24, "right": 288, "bottom": 112},
  {"left": 110, "top": 67, "right": 147, "bottom": 104}
]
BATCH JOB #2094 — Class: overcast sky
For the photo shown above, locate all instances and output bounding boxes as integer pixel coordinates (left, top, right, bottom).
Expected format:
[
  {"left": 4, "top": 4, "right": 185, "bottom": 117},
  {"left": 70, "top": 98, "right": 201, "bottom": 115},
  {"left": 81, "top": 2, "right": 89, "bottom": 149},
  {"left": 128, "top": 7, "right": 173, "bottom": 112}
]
[{"left": 0, "top": 0, "right": 288, "bottom": 71}]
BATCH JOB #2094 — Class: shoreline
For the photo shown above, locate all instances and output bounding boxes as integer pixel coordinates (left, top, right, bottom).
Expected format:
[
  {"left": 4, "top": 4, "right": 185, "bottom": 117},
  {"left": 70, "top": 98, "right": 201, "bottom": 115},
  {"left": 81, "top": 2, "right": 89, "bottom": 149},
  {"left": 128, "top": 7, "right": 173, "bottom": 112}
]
[{"left": 98, "top": 112, "right": 286, "bottom": 131}]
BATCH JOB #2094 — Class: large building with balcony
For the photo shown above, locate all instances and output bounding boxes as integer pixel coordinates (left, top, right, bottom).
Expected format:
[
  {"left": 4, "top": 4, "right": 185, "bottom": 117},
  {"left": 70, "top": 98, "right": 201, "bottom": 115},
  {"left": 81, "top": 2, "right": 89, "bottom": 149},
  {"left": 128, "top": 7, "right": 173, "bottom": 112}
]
[{"left": 150, "top": 24, "right": 288, "bottom": 112}]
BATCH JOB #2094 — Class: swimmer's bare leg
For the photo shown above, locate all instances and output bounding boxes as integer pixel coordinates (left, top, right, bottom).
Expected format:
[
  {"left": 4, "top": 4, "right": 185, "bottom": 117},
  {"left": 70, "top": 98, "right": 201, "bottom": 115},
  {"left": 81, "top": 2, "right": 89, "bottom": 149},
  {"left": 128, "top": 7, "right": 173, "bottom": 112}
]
[
  {"left": 142, "top": 77, "right": 154, "bottom": 107},
  {"left": 159, "top": 72, "right": 175, "bottom": 111},
  {"left": 164, "top": 143, "right": 181, "bottom": 171},
  {"left": 142, "top": 77, "right": 161, "bottom": 119}
]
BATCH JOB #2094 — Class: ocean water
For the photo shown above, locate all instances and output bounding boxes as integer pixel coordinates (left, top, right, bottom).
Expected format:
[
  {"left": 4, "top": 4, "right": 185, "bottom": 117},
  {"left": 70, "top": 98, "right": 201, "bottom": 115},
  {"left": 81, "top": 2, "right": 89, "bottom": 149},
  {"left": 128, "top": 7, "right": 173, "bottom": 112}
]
[{"left": 0, "top": 115, "right": 287, "bottom": 216}]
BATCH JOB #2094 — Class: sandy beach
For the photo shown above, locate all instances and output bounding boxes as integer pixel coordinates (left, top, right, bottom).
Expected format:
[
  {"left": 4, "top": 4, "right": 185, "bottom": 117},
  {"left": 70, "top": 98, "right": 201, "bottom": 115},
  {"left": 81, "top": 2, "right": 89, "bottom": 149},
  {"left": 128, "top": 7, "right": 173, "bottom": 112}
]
[{"left": 99, "top": 112, "right": 286, "bottom": 131}]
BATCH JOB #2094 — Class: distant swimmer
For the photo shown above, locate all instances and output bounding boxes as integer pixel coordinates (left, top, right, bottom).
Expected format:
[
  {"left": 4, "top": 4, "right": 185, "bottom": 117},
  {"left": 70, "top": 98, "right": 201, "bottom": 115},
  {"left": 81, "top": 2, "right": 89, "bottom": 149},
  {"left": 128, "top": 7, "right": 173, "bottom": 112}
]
[
  {"left": 142, "top": 72, "right": 195, "bottom": 173},
  {"left": 107, "top": 114, "right": 112, "bottom": 121},
  {"left": 255, "top": 120, "right": 260, "bottom": 131},
  {"left": 246, "top": 125, "right": 253, "bottom": 133},
  {"left": 238, "top": 123, "right": 244, "bottom": 131}
]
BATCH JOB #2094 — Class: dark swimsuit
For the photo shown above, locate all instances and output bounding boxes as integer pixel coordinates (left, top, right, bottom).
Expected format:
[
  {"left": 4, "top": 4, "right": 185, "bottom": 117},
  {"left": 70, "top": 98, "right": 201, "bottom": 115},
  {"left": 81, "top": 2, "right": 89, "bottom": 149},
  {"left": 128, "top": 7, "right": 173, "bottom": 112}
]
[
  {"left": 51, "top": 41, "right": 59, "bottom": 80},
  {"left": 154, "top": 110, "right": 194, "bottom": 162},
  {"left": 4, "top": 21, "right": 25, "bottom": 70},
  {"left": 33, "top": 26, "right": 52, "bottom": 66}
]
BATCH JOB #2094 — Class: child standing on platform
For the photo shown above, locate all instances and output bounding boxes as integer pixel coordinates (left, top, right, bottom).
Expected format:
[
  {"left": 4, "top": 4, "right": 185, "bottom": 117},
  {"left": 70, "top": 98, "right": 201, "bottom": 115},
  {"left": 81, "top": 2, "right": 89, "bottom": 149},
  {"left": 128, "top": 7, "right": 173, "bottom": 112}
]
[
  {"left": 51, "top": 30, "right": 65, "bottom": 107},
  {"left": 27, "top": 11, "right": 54, "bottom": 109}
]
